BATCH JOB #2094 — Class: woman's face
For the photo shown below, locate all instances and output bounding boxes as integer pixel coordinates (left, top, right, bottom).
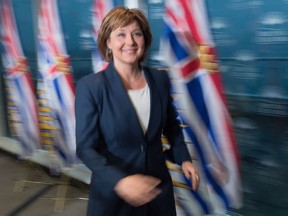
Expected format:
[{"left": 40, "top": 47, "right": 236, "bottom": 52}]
[{"left": 106, "top": 20, "right": 145, "bottom": 67}]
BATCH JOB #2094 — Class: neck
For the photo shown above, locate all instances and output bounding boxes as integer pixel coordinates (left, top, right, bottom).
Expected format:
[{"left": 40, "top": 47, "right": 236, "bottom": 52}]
[
  {"left": 113, "top": 62, "right": 145, "bottom": 90},
  {"left": 114, "top": 61, "right": 140, "bottom": 76}
]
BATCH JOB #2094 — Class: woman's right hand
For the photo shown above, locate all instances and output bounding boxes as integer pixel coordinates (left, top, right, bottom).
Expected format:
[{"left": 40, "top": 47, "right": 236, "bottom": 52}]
[{"left": 114, "top": 174, "right": 162, "bottom": 207}]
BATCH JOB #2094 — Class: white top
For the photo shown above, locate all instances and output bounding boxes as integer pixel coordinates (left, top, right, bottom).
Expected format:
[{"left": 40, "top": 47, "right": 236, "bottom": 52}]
[{"left": 127, "top": 84, "right": 151, "bottom": 134}]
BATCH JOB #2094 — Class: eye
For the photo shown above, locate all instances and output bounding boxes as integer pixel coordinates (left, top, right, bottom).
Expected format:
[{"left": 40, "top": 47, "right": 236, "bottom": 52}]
[
  {"left": 117, "top": 33, "right": 125, "bottom": 37},
  {"left": 133, "top": 31, "right": 143, "bottom": 37}
]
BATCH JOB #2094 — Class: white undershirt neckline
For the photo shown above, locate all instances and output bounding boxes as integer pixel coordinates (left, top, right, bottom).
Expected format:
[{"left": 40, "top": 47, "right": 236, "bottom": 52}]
[{"left": 127, "top": 84, "right": 150, "bottom": 134}]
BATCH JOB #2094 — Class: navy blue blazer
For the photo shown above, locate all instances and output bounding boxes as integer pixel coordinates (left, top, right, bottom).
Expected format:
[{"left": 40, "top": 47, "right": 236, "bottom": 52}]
[{"left": 75, "top": 63, "right": 191, "bottom": 216}]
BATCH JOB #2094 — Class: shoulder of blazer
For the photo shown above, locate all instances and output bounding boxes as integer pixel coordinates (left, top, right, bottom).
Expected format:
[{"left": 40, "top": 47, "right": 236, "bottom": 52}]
[
  {"left": 76, "top": 72, "right": 106, "bottom": 93},
  {"left": 75, "top": 72, "right": 107, "bottom": 110},
  {"left": 144, "top": 67, "right": 171, "bottom": 91}
]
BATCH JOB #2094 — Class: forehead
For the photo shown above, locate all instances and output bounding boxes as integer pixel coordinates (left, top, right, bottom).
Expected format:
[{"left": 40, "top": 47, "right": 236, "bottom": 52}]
[{"left": 113, "top": 20, "right": 141, "bottom": 31}]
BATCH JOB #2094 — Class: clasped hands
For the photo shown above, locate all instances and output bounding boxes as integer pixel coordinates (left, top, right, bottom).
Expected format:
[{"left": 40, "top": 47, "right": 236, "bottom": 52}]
[{"left": 114, "top": 161, "right": 199, "bottom": 207}]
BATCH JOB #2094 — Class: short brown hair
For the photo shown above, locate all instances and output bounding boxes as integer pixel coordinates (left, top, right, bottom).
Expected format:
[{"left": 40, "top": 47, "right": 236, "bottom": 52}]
[{"left": 97, "top": 6, "right": 152, "bottom": 63}]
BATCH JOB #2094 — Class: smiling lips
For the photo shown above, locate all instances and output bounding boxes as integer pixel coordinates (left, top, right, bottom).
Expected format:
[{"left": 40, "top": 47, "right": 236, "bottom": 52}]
[{"left": 122, "top": 48, "right": 137, "bottom": 54}]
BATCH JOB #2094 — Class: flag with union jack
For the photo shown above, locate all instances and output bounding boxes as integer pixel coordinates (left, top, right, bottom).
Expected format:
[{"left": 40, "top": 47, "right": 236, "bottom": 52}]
[
  {"left": 36, "top": 0, "right": 76, "bottom": 165},
  {"left": 0, "top": 0, "right": 40, "bottom": 156},
  {"left": 161, "top": 0, "right": 242, "bottom": 215},
  {"left": 91, "top": 0, "right": 114, "bottom": 73}
]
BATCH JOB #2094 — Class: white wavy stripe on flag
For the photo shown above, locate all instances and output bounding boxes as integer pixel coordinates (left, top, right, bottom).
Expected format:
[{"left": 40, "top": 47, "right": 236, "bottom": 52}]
[
  {"left": 42, "top": 77, "right": 75, "bottom": 164},
  {"left": 47, "top": 0, "right": 66, "bottom": 54},
  {"left": 190, "top": 0, "right": 214, "bottom": 46},
  {"left": 47, "top": 76, "right": 76, "bottom": 155},
  {"left": 38, "top": 0, "right": 67, "bottom": 55},
  {"left": 38, "top": 2, "right": 52, "bottom": 54},
  {"left": 36, "top": 66, "right": 76, "bottom": 164},
  {"left": 8, "top": 78, "right": 38, "bottom": 154},
  {"left": 53, "top": 75, "right": 76, "bottom": 153},
  {"left": 37, "top": 42, "right": 56, "bottom": 77},
  {"left": 200, "top": 73, "right": 242, "bottom": 208},
  {"left": 48, "top": 76, "right": 71, "bottom": 112},
  {"left": 50, "top": 119, "right": 75, "bottom": 164},
  {"left": 180, "top": 84, "right": 227, "bottom": 173},
  {"left": 18, "top": 75, "right": 40, "bottom": 148},
  {"left": 173, "top": 29, "right": 198, "bottom": 62}
]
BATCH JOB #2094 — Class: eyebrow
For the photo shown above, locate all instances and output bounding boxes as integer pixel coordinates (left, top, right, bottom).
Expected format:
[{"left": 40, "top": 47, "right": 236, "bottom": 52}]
[{"left": 115, "top": 27, "right": 142, "bottom": 32}]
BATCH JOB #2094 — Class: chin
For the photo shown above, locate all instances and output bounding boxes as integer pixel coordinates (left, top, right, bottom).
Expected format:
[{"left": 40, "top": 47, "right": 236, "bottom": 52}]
[{"left": 124, "top": 58, "right": 140, "bottom": 64}]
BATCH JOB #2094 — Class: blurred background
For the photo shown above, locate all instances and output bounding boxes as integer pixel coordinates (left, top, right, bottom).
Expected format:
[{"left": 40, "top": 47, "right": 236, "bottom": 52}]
[{"left": 1, "top": 0, "right": 288, "bottom": 215}]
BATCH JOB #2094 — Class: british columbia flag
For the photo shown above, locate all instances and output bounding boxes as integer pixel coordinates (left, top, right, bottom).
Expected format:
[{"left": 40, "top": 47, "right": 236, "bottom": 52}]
[
  {"left": 161, "top": 0, "right": 242, "bottom": 215},
  {"left": 0, "top": 0, "right": 40, "bottom": 156},
  {"left": 91, "top": 0, "right": 114, "bottom": 73},
  {"left": 36, "top": 0, "right": 76, "bottom": 165}
]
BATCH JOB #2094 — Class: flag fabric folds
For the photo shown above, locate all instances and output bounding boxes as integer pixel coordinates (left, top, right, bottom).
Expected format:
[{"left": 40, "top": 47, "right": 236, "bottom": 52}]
[
  {"left": 161, "top": 0, "right": 242, "bottom": 214},
  {"left": 36, "top": 0, "right": 76, "bottom": 165},
  {"left": 0, "top": 0, "right": 40, "bottom": 156},
  {"left": 91, "top": 0, "right": 114, "bottom": 73}
]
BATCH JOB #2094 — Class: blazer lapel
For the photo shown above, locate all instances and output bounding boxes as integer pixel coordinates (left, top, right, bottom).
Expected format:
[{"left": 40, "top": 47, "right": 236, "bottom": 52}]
[
  {"left": 144, "top": 68, "right": 162, "bottom": 140},
  {"left": 104, "top": 63, "right": 145, "bottom": 140}
]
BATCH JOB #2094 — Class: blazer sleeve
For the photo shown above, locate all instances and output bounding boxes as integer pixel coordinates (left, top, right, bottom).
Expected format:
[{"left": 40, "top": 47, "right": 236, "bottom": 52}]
[
  {"left": 161, "top": 71, "right": 192, "bottom": 165},
  {"left": 75, "top": 76, "right": 126, "bottom": 198}
]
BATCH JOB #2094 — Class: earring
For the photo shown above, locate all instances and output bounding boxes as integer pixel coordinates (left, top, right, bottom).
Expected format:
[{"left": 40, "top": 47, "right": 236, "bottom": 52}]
[{"left": 108, "top": 49, "right": 112, "bottom": 54}]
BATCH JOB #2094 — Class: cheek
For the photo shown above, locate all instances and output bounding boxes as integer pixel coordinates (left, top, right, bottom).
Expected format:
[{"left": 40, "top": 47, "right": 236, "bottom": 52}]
[
  {"left": 113, "top": 40, "right": 124, "bottom": 48},
  {"left": 137, "top": 39, "right": 145, "bottom": 48}
]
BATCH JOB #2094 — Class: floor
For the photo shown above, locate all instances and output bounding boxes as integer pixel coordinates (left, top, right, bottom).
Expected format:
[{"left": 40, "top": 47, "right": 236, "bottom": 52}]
[
  {"left": 0, "top": 150, "right": 89, "bottom": 216},
  {"left": 1, "top": 148, "right": 288, "bottom": 216}
]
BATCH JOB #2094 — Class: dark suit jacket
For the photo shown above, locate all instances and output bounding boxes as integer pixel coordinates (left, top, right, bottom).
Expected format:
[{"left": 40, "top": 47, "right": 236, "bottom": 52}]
[{"left": 75, "top": 63, "right": 191, "bottom": 216}]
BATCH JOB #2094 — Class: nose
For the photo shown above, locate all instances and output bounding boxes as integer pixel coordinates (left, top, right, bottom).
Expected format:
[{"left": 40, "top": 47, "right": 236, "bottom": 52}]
[{"left": 126, "top": 34, "right": 135, "bottom": 45}]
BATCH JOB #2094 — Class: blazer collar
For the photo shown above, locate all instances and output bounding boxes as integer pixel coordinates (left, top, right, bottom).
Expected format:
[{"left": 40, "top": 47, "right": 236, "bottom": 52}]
[{"left": 104, "top": 63, "right": 161, "bottom": 141}]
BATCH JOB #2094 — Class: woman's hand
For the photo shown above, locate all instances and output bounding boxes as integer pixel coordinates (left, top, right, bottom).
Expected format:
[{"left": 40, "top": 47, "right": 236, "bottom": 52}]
[
  {"left": 182, "top": 161, "right": 200, "bottom": 191},
  {"left": 114, "top": 174, "right": 162, "bottom": 207}
]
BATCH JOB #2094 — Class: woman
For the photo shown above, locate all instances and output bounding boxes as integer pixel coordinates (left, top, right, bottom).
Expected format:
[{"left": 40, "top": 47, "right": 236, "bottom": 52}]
[{"left": 75, "top": 6, "right": 199, "bottom": 216}]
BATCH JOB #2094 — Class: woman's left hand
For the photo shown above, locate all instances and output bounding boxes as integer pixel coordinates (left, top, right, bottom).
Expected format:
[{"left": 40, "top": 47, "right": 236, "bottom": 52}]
[{"left": 182, "top": 161, "right": 200, "bottom": 191}]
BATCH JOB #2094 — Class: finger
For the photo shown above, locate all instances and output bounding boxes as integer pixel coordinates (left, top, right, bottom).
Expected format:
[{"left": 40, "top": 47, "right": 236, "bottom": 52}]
[
  {"left": 189, "top": 170, "right": 197, "bottom": 190},
  {"left": 183, "top": 169, "right": 191, "bottom": 180},
  {"left": 195, "top": 174, "right": 200, "bottom": 189},
  {"left": 145, "top": 188, "right": 162, "bottom": 202},
  {"left": 130, "top": 188, "right": 162, "bottom": 207},
  {"left": 146, "top": 176, "right": 161, "bottom": 184},
  {"left": 143, "top": 176, "right": 161, "bottom": 189},
  {"left": 149, "top": 188, "right": 162, "bottom": 197},
  {"left": 193, "top": 174, "right": 200, "bottom": 190}
]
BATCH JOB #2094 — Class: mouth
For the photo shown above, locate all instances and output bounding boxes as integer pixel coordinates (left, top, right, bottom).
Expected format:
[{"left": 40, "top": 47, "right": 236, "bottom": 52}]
[{"left": 122, "top": 48, "right": 138, "bottom": 53}]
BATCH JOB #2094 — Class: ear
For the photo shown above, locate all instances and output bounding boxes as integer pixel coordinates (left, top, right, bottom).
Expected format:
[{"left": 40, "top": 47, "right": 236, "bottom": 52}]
[{"left": 106, "top": 38, "right": 111, "bottom": 49}]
